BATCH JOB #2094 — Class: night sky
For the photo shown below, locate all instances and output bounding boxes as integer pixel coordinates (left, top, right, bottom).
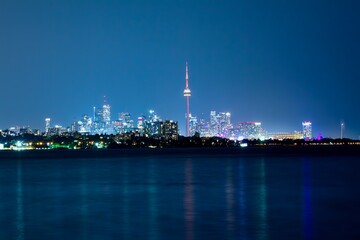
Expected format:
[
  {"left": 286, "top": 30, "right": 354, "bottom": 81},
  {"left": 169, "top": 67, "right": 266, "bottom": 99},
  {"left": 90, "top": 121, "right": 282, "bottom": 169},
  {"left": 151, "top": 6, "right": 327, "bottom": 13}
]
[{"left": 0, "top": 0, "right": 359, "bottom": 138}]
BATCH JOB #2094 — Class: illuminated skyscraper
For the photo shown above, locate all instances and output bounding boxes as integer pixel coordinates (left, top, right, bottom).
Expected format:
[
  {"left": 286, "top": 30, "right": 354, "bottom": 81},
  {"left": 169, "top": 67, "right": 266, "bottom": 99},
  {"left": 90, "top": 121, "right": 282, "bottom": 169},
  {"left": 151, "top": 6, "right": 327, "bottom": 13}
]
[
  {"left": 102, "top": 96, "right": 111, "bottom": 125},
  {"left": 137, "top": 116, "right": 145, "bottom": 134},
  {"left": 160, "top": 120, "right": 179, "bottom": 140},
  {"left": 183, "top": 62, "right": 191, "bottom": 137},
  {"left": 45, "top": 118, "right": 51, "bottom": 133},
  {"left": 189, "top": 114, "right": 198, "bottom": 137},
  {"left": 340, "top": 121, "right": 345, "bottom": 139},
  {"left": 302, "top": 121, "right": 312, "bottom": 140},
  {"left": 210, "top": 111, "right": 219, "bottom": 136},
  {"left": 238, "top": 122, "right": 263, "bottom": 139}
]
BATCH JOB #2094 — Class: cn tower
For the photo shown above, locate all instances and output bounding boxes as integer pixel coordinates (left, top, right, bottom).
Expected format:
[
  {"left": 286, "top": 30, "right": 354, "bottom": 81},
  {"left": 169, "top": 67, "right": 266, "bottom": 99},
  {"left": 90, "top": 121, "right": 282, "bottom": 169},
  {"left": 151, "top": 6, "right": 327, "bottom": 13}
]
[{"left": 183, "top": 62, "right": 191, "bottom": 137}]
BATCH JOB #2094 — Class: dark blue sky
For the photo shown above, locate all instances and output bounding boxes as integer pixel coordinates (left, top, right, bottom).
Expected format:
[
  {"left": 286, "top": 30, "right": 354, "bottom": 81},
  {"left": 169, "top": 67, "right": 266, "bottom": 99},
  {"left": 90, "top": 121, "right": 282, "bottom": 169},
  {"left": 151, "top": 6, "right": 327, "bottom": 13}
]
[{"left": 0, "top": 0, "right": 359, "bottom": 138}]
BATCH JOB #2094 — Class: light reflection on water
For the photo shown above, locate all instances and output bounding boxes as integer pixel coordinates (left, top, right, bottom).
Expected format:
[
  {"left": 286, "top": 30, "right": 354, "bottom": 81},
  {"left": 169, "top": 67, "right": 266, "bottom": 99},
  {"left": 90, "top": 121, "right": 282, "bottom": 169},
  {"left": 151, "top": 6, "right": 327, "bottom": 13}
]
[
  {"left": 303, "top": 159, "right": 313, "bottom": 240},
  {"left": 148, "top": 159, "right": 158, "bottom": 240},
  {"left": 225, "top": 161, "right": 234, "bottom": 239},
  {"left": 122, "top": 159, "right": 130, "bottom": 240},
  {"left": 80, "top": 162, "right": 88, "bottom": 240},
  {"left": 0, "top": 155, "right": 359, "bottom": 239},
  {"left": 256, "top": 159, "right": 268, "bottom": 240},
  {"left": 238, "top": 159, "right": 247, "bottom": 239},
  {"left": 184, "top": 160, "right": 194, "bottom": 240},
  {"left": 16, "top": 160, "right": 24, "bottom": 240}
]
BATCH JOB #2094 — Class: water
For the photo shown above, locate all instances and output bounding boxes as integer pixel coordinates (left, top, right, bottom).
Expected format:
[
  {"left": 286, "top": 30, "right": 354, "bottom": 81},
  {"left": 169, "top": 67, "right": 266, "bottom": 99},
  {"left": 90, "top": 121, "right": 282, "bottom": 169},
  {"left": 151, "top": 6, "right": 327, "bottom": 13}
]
[{"left": 0, "top": 151, "right": 360, "bottom": 239}]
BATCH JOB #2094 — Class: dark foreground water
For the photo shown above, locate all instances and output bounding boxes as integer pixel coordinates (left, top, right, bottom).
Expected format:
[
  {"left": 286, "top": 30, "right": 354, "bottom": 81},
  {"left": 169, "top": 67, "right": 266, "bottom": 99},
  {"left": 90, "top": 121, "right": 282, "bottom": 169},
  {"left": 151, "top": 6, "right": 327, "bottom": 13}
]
[{"left": 0, "top": 151, "right": 360, "bottom": 239}]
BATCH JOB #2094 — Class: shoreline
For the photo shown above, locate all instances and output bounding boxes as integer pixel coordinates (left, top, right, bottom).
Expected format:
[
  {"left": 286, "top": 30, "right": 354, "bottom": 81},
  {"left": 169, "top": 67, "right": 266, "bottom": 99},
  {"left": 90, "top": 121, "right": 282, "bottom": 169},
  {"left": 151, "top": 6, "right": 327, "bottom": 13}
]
[{"left": 0, "top": 145, "right": 360, "bottom": 159}]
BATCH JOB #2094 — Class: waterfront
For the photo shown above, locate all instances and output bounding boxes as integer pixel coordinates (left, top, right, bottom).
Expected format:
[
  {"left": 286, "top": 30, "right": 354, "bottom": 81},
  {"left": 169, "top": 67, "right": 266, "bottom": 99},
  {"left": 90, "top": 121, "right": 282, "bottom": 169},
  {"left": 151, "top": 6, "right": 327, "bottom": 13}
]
[{"left": 0, "top": 151, "right": 359, "bottom": 239}]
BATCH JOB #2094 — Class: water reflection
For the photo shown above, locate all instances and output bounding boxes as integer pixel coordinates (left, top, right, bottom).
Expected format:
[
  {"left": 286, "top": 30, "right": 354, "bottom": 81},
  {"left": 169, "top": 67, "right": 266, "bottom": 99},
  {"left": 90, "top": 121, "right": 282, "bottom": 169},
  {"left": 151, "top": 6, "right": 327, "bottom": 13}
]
[
  {"left": 256, "top": 159, "right": 268, "bottom": 240},
  {"left": 16, "top": 160, "right": 24, "bottom": 240},
  {"left": 238, "top": 160, "right": 247, "bottom": 238},
  {"left": 148, "top": 159, "right": 158, "bottom": 240},
  {"left": 122, "top": 159, "right": 130, "bottom": 240},
  {"left": 184, "top": 160, "right": 194, "bottom": 240},
  {"left": 226, "top": 161, "right": 235, "bottom": 239},
  {"left": 5, "top": 155, "right": 354, "bottom": 239},
  {"left": 80, "top": 162, "right": 88, "bottom": 240},
  {"left": 303, "top": 159, "right": 313, "bottom": 240}
]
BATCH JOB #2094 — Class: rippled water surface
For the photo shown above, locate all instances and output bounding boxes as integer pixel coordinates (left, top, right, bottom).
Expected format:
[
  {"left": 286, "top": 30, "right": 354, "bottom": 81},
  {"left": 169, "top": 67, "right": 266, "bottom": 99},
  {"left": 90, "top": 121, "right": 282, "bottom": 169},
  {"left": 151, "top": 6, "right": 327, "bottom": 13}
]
[{"left": 0, "top": 153, "right": 359, "bottom": 239}]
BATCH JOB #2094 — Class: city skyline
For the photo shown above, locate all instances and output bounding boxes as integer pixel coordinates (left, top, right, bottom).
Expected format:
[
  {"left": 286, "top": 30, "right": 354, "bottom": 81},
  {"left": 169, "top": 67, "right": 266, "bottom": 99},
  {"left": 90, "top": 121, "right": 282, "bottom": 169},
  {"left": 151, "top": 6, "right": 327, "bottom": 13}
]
[{"left": 0, "top": 1, "right": 359, "bottom": 138}]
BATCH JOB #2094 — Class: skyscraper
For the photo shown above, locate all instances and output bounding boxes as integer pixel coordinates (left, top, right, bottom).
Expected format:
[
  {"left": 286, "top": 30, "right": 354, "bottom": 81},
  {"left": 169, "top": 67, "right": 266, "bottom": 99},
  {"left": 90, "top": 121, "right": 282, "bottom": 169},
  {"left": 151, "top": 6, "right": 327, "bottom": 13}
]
[
  {"left": 183, "top": 62, "right": 191, "bottom": 137},
  {"left": 160, "top": 120, "right": 179, "bottom": 140},
  {"left": 340, "top": 121, "right": 345, "bottom": 139},
  {"left": 238, "top": 122, "right": 263, "bottom": 139},
  {"left": 102, "top": 96, "right": 111, "bottom": 126},
  {"left": 45, "top": 118, "right": 51, "bottom": 133},
  {"left": 302, "top": 121, "right": 312, "bottom": 140}
]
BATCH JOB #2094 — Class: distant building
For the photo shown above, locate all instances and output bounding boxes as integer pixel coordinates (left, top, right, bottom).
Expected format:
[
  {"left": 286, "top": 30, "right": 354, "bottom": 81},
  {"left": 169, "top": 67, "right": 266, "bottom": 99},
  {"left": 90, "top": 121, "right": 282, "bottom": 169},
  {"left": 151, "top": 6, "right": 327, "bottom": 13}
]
[
  {"left": 92, "top": 97, "right": 113, "bottom": 134},
  {"left": 208, "top": 111, "right": 233, "bottom": 137},
  {"left": 238, "top": 122, "right": 263, "bottom": 139},
  {"left": 189, "top": 114, "right": 198, "bottom": 137},
  {"left": 137, "top": 116, "right": 145, "bottom": 134},
  {"left": 198, "top": 117, "right": 210, "bottom": 137},
  {"left": 269, "top": 131, "right": 303, "bottom": 140},
  {"left": 302, "top": 121, "right": 312, "bottom": 140},
  {"left": 210, "top": 111, "right": 219, "bottom": 136},
  {"left": 47, "top": 125, "right": 66, "bottom": 136},
  {"left": 160, "top": 120, "right": 178, "bottom": 140},
  {"left": 20, "top": 126, "right": 33, "bottom": 135},
  {"left": 183, "top": 63, "right": 191, "bottom": 137},
  {"left": 102, "top": 99, "right": 111, "bottom": 126},
  {"left": 116, "top": 112, "right": 134, "bottom": 133},
  {"left": 45, "top": 118, "right": 51, "bottom": 133}
]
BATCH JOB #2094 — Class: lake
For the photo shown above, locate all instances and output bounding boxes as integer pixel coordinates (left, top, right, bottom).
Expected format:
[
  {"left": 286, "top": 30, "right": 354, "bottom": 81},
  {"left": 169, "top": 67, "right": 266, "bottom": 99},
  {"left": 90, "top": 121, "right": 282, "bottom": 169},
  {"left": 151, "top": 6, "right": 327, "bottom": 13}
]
[{"left": 0, "top": 149, "right": 359, "bottom": 239}]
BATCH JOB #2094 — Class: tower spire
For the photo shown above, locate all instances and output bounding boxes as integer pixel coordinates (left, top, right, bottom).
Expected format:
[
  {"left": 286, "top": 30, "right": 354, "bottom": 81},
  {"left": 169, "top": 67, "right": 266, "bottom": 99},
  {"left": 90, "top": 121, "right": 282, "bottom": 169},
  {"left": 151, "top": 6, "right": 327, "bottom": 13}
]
[
  {"left": 186, "top": 62, "right": 189, "bottom": 88},
  {"left": 184, "top": 62, "right": 192, "bottom": 137}
]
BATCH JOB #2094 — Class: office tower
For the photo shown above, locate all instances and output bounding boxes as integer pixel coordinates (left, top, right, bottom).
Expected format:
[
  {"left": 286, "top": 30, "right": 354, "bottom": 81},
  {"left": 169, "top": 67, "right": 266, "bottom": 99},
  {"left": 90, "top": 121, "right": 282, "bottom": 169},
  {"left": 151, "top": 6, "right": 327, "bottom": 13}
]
[
  {"left": 117, "top": 112, "right": 134, "bottom": 133},
  {"left": 238, "top": 122, "right": 263, "bottom": 139},
  {"left": 95, "top": 108, "right": 103, "bottom": 123},
  {"left": 210, "top": 111, "right": 219, "bottom": 136},
  {"left": 160, "top": 120, "right": 179, "bottom": 140},
  {"left": 340, "top": 121, "right": 345, "bottom": 139},
  {"left": 79, "top": 114, "right": 92, "bottom": 133},
  {"left": 102, "top": 96, "right": 111, "bottom": 126},
  {"left": 45, "top": 118, "right": 51, "bottom": 133},
  {"left": 225, "top": 112, "right": 231, "bottom": 128},
  {"left": 145, "top": 110, "right": 162, "bottom": 136},
  {"left": 189, "top": 114, "right": 198, "bottom": 137},
  {"left": 93, "top": 107, "right": 96, "bottom": 123},
  {"left": 137, "top": 116, "right": 145, "bottom": 134},
  {"left": 148, "top": 110, "right": 161, "bottom": 123},
  {"left": 302, "top": 121, "right": 312, "bottom": 140},
  {"left": 183, "top": 62, "right": 191, "bottom": 137}
]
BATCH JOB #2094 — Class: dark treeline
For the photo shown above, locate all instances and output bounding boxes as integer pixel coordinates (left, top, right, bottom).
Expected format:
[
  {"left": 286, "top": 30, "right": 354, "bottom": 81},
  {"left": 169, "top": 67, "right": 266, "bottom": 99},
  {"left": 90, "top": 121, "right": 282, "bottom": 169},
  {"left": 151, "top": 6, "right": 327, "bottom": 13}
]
[{"left": 1, "top": 132, "right": 359, "bottom": 150}]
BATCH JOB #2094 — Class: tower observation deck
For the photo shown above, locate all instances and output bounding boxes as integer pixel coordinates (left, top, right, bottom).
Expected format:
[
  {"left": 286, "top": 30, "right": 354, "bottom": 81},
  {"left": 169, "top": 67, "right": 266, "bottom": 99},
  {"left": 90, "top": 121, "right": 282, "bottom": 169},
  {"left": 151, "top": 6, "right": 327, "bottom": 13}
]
[{"left": 184, "top": 62, "right": 191, "bottom": 137}]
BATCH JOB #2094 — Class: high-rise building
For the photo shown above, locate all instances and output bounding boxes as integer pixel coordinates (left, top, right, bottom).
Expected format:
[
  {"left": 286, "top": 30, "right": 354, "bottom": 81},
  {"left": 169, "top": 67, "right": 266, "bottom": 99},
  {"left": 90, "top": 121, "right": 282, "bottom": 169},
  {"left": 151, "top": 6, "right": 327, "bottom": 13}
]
[
  {"left": 189, "top": 114, "right": 198, "bottom": 136},
  {"left": 95, "top": 108, "right": 103, "bottom": 123},
  {"left": 238, "top": 122, "right": 263, "bottom": 139},
  {"left": 302, "top": 121, "right": 312, "bottom": 140},
  {"left": 208, "top": 111, "right": 232, "bottom": 137},
  {"left": 225, "top": 112, "right": 231, "bottom": 128},
  {"left": 148, "top": 110, "right": 161, "bottom": 122},
  {"left": 183, "top": 62, "right": 191, "bottom": 137},
  {"left": 340, "top": 121, "right": 345, "bottom": 139},
  {"left": 160, "top": 120, "right": 178, "bottom": 140},
  {"left": 102, "top": 96, "right": 111, "bottom": 126},
  {"left": 137, "top": 116, "right": 145, "bottom": 134},
  {"left": 145, "top": 110, "right": 162, "bottom": 136},
  {"left": 210, "top": 111, "right": 219, "bottom": 136},
  {"left": 45, "top": 118, "right": 51, "bottom": 133},
  {"left": 116, "top": 112, "right": 134, "bottom": 133}
]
